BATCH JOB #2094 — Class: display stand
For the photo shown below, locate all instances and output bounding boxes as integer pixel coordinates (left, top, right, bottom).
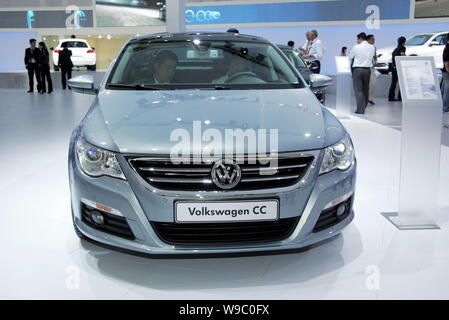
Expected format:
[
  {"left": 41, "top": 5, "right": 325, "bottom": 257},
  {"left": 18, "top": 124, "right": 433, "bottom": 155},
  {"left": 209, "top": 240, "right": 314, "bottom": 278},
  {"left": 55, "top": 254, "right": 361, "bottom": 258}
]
[
  {"left": 335, "top": 56, "right": 352, "bottom": 119},
  {"left": 382, "top": 56, "right": 443, "bottom": 230}
]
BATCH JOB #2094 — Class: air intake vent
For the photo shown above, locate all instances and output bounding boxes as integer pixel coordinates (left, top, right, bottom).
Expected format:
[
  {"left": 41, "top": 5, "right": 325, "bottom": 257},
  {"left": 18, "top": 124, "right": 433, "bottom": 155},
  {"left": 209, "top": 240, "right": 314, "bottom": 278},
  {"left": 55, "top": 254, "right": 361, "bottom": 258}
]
[{"left": 152, "top": 218, "right": 299, "bottom": 245}]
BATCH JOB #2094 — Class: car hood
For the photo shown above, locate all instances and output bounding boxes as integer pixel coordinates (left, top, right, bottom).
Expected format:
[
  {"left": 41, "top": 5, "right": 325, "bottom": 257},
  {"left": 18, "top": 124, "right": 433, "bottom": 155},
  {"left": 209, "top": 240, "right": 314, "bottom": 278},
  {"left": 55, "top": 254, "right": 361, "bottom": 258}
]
[
  {"left": 81, "top": 88, "right": 346, "bottom": 155},
  {"left": 377, "top": 45, "right": 421, "bottom": 58},
  {"left": 377, "top": 46, "right": 395, "bottom": 54},
  {"left": 377, "top": 46, "right": 394, "bottom": 59}
]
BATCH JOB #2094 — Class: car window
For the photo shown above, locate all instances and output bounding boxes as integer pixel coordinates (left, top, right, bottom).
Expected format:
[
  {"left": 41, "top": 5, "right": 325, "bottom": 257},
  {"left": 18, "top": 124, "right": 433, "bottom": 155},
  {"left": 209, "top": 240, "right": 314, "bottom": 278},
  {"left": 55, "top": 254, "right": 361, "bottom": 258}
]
[
  {"left": 107, "top": 39, "right": 304, "bottom": 90},
  {"left": 434, "top": 34, "right": 449, "bottom": 45},
  {"left": 405, "top": 34, "right": 433, "bottom": 46},
  {"left": 282, "top": 49, "right": 307, "bottom": 68},
  {"left": 62, "top": 41, "right": 88, "bottom": 48}
]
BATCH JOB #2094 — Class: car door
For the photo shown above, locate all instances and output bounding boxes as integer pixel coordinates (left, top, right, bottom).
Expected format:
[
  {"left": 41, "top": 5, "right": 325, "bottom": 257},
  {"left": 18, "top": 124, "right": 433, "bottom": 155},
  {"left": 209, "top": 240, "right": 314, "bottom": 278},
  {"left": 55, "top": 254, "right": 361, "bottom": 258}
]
[{"left": 431, "top": 33, "right": 448, "bottom": 69}]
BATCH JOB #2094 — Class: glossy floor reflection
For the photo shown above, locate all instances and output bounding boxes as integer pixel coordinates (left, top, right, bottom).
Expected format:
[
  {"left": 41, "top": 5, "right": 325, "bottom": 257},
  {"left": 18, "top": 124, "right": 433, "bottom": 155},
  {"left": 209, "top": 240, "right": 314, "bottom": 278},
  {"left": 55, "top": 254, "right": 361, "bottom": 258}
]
[{"left": 1, "top": 89, "right": 449, "bottom": 299}]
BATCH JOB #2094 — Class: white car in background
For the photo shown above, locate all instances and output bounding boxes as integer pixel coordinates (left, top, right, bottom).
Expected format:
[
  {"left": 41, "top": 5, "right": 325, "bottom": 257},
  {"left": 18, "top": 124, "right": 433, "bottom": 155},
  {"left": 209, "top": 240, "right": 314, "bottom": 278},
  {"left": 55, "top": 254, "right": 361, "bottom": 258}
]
[
  {"left": 375, "top": 32, "right": 448, "bottom": 74},
  {"left": 51, "top": 38, "right": 96, "bottom": 71}
]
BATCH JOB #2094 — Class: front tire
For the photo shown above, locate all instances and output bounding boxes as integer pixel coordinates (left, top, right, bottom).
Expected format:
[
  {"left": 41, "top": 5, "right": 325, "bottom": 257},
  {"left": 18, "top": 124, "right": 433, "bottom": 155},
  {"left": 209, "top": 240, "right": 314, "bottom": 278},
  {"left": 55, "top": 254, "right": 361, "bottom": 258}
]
[{"left": 54, "top": 65, "right": 59, "bottom": 72}]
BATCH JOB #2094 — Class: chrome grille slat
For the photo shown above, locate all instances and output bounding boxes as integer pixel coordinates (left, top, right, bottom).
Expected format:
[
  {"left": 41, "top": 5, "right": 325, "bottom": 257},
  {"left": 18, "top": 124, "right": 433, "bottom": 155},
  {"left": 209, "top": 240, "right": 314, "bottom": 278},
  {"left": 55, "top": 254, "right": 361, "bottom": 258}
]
[
  {"left": 163, "top": 173, "right": 209, "bottom": 177},
  {"left": 128, "top": 155, "right": 314, "bottom": 191},
  {"left": 140, "top": 167, "right": 211, "bottom": 173},
  {"left": 241, "top": 175, "right": 300, "bottom": 183},
  {"left": 241, "top": 164, "right": 308, "bottom": 172},
  {"left": 148, "top": 177, "right": 213, "bottom": 184}
]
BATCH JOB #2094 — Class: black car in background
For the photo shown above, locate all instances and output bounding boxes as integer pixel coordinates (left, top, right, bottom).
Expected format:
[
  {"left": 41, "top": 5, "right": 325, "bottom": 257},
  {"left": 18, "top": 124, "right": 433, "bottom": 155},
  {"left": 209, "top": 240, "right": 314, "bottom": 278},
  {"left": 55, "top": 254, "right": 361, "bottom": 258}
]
[{"left": 278, "top": 44, "right": 330, "bottom": 104}]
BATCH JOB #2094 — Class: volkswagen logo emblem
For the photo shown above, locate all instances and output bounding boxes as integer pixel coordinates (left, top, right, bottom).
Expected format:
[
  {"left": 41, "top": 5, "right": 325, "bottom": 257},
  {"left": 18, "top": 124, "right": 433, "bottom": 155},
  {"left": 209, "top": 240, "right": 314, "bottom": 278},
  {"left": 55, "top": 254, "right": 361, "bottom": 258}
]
[{"left": 211, "top": 159, "right": 241, "bottom": 190}]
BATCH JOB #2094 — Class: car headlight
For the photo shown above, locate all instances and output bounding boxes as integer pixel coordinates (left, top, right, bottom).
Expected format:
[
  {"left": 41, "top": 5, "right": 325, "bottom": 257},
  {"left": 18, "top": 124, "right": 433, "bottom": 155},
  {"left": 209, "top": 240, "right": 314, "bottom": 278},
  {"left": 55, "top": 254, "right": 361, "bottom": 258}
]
[
  {"left": 75, "top": 138, "right": 126, "bottom": 180},
  {"left": 319, "top": 134, "right": 355, "bottom": 175}
]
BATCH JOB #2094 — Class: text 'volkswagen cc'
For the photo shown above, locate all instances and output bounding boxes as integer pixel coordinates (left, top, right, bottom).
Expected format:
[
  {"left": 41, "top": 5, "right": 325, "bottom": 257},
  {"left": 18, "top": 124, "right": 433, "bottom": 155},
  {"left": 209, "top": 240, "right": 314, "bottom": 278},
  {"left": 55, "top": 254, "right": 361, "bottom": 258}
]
[{"left": 68, "top": 32, "right": 356, "bottom": 256}]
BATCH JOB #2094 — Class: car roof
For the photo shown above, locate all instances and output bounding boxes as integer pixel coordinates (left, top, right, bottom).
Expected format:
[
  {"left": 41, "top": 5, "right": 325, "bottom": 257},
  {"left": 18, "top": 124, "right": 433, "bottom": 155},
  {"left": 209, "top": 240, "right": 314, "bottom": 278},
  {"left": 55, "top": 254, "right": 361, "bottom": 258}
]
[
  {"left": 59, "top": 38, "right": 89, "bottom": 43},
  {"left": 129, "top": 32, "right": 270, "bottom": 44}
]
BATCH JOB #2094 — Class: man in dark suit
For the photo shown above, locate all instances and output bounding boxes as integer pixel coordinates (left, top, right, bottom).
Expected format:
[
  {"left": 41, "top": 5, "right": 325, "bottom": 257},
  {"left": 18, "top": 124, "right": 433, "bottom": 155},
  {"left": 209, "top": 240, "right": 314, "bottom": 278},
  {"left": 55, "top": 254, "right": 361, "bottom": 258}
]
[
  {"left": 24, "top": 39, "right": 42, "bottom": 93},
  {"left": 58, "top": 42, "right": 73, "bottom": 89}
]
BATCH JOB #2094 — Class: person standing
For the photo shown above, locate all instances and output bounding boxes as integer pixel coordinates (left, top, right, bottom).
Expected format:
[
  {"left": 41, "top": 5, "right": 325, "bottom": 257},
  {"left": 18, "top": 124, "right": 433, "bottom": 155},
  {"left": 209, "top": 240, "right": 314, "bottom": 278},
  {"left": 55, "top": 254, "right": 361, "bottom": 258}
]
[
  {"left": 24, "top": 39, "right": 42, "bottom": 93},
  {"left": 388, "top": 36, "right": 406, "bottom": 102},
  {"left": 349, "top": 32, "right": 375, "bottom": 114},
  {"left": 442, "top": 37, "right": 449, "bottom": 112},
  {"left": 367, "top": 34, "right": 377, "bottom": 105},
  {"left": 58, "top": 42, "right": 73, "bottom": 90},
  {"left": 341, "top": 47, "right": 348, "bottom": 56},
  {"left": 300, "top": 30, "right": 324, "bottom": 73},
  {"left": 226, "top": 28, "right": 239, "bottom": 33},
  {"left": 37, "top": 41, "right": 53, "bottom": 94}
]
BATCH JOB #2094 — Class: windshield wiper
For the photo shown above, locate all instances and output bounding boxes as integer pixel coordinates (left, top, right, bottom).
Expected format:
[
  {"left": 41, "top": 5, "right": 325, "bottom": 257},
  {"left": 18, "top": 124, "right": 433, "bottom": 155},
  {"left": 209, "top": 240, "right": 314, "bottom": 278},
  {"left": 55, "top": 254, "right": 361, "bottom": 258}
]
[
  {"left": 107, "top": 84, "right": 161, "bottom": 90},
  {"left": 213, "top": 85, "right": 232, "bottom": 90}
]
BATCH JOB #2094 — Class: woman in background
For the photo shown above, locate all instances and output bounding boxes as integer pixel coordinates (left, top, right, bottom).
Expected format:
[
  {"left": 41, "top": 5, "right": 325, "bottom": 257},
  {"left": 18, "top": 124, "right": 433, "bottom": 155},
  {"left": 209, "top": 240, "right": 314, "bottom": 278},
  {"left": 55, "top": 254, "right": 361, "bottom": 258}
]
[
  {"left": 341, "top": 46, "right": 348, "bottom": 56},
  {"left": 38, "top": 41, "right": 53, "bottom": 94}
]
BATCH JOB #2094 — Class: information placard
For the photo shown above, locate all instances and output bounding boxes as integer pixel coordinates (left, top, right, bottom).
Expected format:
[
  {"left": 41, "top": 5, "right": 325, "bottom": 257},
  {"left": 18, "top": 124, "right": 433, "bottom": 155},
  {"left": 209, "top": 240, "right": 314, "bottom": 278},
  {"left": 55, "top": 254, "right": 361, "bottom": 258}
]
[
  {"left": 400, "top": 59, "right": 439, "bottom": 100},
  {"left": 382, "top": 56, "right": 443, "bottom": 230}
]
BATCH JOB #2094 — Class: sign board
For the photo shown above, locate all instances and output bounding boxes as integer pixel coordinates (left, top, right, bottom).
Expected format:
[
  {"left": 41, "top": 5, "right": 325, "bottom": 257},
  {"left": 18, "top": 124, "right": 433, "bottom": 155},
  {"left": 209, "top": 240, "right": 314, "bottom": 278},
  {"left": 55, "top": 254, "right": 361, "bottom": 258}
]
[{"left": 382, "top": 56, "right": 443, "bottom": 230}]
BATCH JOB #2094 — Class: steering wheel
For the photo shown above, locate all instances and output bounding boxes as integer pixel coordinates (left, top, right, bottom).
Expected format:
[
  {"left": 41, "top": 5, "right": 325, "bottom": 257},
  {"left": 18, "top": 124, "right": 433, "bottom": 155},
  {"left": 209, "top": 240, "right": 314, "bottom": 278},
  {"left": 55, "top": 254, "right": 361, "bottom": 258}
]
[{"left": 224, "top": 72, "right": 260, "bottom": 83}]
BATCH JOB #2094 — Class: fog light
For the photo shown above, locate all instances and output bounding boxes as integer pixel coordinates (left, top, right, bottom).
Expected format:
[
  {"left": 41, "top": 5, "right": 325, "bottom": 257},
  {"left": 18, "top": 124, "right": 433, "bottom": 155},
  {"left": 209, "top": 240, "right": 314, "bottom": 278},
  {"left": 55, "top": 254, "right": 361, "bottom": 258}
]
[
  {"left": 336, "top": 204, "right": 346, "bottom": 218},
  {"left": 91, "top": 211, "right": 105, "bottom": 225}
]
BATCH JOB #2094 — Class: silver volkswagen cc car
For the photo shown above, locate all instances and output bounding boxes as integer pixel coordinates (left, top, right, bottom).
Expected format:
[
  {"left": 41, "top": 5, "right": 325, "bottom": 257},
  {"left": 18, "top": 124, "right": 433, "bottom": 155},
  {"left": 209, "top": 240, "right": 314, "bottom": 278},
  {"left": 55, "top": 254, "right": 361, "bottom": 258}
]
[{"left": 68, "top": 32, "right": 356, "bottom": 256}]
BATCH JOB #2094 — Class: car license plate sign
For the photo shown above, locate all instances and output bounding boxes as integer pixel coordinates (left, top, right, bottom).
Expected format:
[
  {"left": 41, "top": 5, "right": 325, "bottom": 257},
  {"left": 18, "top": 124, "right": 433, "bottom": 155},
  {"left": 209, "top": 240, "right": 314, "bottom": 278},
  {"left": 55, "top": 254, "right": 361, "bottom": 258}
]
[{"left": 175, "top": 200, "right": 279, "bottom": 223}]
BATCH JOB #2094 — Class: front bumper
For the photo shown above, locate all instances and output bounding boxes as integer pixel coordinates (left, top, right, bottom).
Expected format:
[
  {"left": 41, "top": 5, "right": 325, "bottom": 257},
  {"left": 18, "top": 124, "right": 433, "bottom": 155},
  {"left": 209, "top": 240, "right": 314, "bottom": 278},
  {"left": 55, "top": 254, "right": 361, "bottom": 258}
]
[
  {"left": 69, "top": 145, "right": 356, "bottom": 256},
  {"left": 53, "top": 56, "right": 96, "bottom": 67},
  {"left": 72, "top": 59, "right": 96, "bottom": 67}
]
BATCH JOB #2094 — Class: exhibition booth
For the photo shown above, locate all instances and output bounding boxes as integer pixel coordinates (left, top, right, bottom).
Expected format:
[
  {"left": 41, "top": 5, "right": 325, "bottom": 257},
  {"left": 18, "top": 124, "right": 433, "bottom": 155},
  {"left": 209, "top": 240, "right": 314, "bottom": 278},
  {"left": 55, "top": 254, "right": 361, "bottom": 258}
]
[{"left": 0, "top": 0, "right": 449, "bottom": 303}]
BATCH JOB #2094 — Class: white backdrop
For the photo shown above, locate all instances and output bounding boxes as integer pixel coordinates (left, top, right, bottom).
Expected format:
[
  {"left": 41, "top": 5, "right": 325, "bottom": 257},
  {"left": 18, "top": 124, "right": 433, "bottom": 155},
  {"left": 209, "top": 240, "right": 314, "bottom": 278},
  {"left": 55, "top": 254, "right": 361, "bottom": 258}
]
[{"left": 0, "top": 31, "right": 39, "bottom": 72}]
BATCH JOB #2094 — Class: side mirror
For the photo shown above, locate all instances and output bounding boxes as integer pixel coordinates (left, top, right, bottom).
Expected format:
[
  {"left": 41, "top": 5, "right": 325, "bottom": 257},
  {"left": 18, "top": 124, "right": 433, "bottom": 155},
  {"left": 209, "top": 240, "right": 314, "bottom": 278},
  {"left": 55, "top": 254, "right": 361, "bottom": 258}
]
[
  {"left": 68, "top": 75, "right": 98, "bottom": 95},
  {"left": 310, "top": 73, "right": 332, "bottom": 89},
  {"left": 307, "top": 62, "right": 320, "bottom": 72},
  {"left": 429, "top": 41, "right": 440, "bottom": 47}
]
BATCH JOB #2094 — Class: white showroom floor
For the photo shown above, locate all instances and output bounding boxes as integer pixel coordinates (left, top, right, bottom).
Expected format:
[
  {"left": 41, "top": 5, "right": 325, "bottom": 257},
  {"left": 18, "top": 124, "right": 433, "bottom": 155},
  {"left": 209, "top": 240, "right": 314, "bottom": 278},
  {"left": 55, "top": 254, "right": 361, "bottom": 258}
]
[{"left": 1, "top": 88, "right": 449, "bottom": 299}]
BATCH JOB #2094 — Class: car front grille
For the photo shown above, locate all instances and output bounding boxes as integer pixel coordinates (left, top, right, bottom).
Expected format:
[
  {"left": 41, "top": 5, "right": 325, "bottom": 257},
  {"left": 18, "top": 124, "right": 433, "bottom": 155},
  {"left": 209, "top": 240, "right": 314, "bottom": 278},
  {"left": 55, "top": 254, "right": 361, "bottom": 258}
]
[
  {"left": 81, "top": 204, "right": 135, "bottom": 240},
  {"left": 313, "top": 196, "right": 353, "bottom": 233},
  {"left": 152, "top": 217, "right": 299, "bottom": 245},
  {"left": 127, "top": 154, "right": 314, "bottom": 191}
]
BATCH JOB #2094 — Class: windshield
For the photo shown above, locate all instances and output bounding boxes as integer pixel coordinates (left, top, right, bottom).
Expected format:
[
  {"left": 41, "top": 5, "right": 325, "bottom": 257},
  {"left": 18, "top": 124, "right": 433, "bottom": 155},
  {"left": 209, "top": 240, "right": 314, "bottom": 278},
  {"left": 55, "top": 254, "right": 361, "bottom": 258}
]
[
  {"left": 281, "top": 49, "right": 307, "bottom": 68},
  {"left": 405, "top": 34, "right": 433, "bottom": 46},
  {"left": 107, "top": 39, "right": 304, "bottom": 90},
  {"left": 62, "top": 41, "right": 88, "bottom": 48}
]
